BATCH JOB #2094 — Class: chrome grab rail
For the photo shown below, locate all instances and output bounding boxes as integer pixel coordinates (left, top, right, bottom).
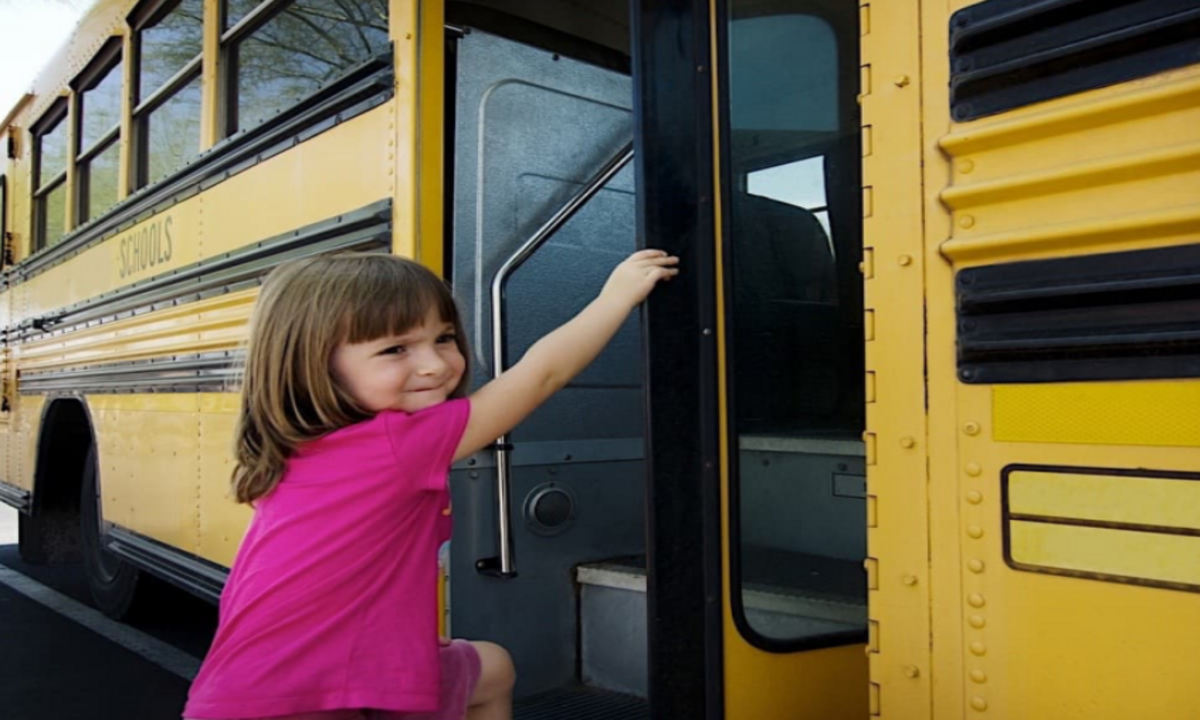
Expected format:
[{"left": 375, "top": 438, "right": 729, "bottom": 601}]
[{"left": 477, "top": 142, "right": 635, "bottom": 578}]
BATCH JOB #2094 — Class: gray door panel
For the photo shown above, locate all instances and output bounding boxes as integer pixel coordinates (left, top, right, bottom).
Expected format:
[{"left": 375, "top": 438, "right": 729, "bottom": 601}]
[{"left": 449, "top": 30, "right": 642, "bottom": 697}]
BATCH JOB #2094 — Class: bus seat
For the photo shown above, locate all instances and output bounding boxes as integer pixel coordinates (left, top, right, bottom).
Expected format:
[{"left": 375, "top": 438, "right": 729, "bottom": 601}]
[{"left": 730, "top": 191, "right": 842, "bottom": 431}]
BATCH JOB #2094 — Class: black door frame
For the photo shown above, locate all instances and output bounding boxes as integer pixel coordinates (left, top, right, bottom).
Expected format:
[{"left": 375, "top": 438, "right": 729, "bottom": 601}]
[{"left": 634, "top": 1, "right": 725, "bottom": 718}]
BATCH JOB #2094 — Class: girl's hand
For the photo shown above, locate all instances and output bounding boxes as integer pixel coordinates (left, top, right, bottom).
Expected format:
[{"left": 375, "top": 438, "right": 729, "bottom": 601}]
[{"left": 599, "top": 249, "right": 680, "bottom": 310}]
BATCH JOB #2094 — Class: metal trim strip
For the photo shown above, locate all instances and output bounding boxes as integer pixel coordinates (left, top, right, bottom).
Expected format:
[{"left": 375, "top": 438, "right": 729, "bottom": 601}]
[
  {"left": 106, "top": 526, "right": 227, "bottom": 604},
  {"left": 0, "top": 480, "right": 31, "bottom": 511},
  {"left": 20, "top": 353, "right": 240, "bottom": 395},
  {"left": 7, "top": 199, "right": 392, "bottom": 345}
]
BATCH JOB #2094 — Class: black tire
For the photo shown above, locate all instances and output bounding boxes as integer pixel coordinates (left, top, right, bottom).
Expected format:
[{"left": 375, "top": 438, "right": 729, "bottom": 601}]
[{"left": 80, "top": 445, "right": 143, "bottom": 619}]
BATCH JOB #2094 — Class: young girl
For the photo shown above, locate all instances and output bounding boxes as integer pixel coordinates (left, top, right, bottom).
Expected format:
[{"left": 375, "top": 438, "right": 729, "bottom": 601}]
[{"left": 183, "top": 249, "right": 679, "bottom": 720}]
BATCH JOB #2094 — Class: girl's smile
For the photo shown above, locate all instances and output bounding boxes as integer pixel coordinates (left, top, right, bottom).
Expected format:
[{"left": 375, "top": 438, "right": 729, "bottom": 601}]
[{"left": 331, "top": 308, "right": 466, "bottom": 414}]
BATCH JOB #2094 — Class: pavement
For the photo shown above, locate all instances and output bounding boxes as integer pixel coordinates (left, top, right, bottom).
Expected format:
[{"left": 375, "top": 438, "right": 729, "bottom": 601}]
[{"left": 0, "top": 505, "right": 218, "bottom": 720}]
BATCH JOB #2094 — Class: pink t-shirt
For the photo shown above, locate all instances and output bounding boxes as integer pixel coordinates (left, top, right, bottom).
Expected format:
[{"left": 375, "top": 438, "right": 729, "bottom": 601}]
[{"left": 184, "top": 398, "right": 470, "bottom": 719}]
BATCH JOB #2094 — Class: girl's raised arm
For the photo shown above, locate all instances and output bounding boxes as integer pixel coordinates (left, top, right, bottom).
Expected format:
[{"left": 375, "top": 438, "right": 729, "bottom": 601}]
[{"left": 453, "top": 249, "right": 679, "bottom": 463}]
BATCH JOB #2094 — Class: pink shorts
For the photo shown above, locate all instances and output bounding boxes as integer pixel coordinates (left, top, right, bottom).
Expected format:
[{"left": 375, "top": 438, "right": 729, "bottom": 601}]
[{"left": 213, "top": 640, "right": 482, "bottom": 720}]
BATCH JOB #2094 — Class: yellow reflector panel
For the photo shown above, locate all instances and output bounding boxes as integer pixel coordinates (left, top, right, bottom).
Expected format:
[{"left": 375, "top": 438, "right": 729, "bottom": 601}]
[{"left": 993, "top": 381, "right": 1200, "bottom": 447}]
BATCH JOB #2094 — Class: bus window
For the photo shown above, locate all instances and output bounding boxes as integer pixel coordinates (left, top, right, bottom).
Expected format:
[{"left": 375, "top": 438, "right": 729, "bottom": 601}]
[
  {"left": 725, "top": 5, "right": 866, "bottom": 646},
  {"left": 74, "top": 40, "right": 123, "bottom": 224},
  {"left": 222, "top": 0, "right": 259, "bottom": 30},
  {"left": 132, "top": 0, "right": 203, "bottom": 188},
  {"left": 32, "top": 100, "right": 70, "bottom": 250},
  {"left": 223, "top": 0, "right": 389, "bottom": 135},
  {"left": 1, "top": 172, "right": 7, "bottom": 263},
  {"left": 748, "top": 156, "right": 833, "bottom": 256}
]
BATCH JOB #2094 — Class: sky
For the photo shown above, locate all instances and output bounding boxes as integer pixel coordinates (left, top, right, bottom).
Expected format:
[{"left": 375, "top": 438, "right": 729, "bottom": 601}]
[{"left": 0, "top": 0, "right": 91, "bottom": 118}]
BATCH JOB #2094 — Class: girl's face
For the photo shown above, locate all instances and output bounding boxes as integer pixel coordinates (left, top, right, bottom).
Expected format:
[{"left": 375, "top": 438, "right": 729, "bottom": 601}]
[{"left": 330, "top": 307, "right": 466, "bottom": 414}]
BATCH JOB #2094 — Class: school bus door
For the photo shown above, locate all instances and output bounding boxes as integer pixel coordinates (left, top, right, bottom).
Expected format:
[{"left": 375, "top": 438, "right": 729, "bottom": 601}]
[{"left": 638, "top": 1, "right": 868, "bottom": 718}]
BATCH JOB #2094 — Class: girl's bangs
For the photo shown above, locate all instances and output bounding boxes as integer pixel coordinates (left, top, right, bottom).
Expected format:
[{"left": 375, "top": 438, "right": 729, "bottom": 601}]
[{"left": 337, "top": 260, "right": 459, "bottom": 344}]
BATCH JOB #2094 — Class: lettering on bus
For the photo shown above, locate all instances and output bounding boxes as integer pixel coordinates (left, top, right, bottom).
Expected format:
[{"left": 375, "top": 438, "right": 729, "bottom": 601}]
[{"left": 117, "top": 215, "right": 174, "bottom": 279}]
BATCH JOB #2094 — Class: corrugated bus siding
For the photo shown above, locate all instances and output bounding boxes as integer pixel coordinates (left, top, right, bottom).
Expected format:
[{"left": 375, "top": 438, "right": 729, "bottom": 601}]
[{"left": 927, "top": 1, "right": 1200, "bottom": 717}]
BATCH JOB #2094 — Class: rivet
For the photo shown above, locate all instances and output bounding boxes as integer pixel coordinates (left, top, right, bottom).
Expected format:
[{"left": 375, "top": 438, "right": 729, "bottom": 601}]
[
  {"left": 968, "top": 594, "right": 986, "bottom": 608},
  {"left": 970, "top": 669, "right": 988, "bottom": 684},
  {"left": 969, "top": 614, "right": 986, "bottom": 628},
  {"left": 971, "top": 697, "right": 988, "bottom": 711},
  {"left": 903, "top": 665, "right": 920, "bottom": 678},
  {"left": 968, "top": 525, "right": 985, "bottom": 539},
  {"left": 958, "top": 159, "right": 975, "bottom": 174},
  {"left": 959, "top": 215, "right": 976, "bottom": 229},
  {"left": 969, "top": 641, "right": 987, "bottom": 656},
  {"left": 893, "top": 74, "right": 911, "bottom": 87},
  {"left": 966, "top": 463, "right": 982, "bottom": 476},
  {"left": 900, "top": 436, "right": 915, "bottom": 448},
  {"left": 968, "top": 559, "right": 985, "bottom": 573},
  {"left": 902, "top": 575, "right": 918, "bottom": 586},
  {"left": 898, "top": 254, "right": 913, "bottom": 266},
  {"left": 964, "top": 422, "right": 981, "bottom": 436},
  {"left": 966, "top": 490, "right": 983, "bottom": 504}
]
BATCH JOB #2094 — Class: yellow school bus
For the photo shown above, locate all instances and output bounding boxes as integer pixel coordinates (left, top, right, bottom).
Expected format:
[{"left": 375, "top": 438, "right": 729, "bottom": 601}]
[{"left": 1, "top": 0, "right": 1197, "bottom": 718}]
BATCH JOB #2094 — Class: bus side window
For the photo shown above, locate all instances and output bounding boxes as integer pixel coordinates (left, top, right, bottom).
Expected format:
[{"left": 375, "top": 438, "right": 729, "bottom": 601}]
[
  {"left": 31, "top": 100, "right": 70, "bottom": 251},
  {"left": 131, "top": 0, "right": 203, "bottom": 189},
  {"left": 1, "top": 172, "right": 7, "bottom": 264},
  {"left": 222, "top": 0, "right": 389, "bottom": 136},
  {"left": 73, "top": 40, "right": 124, "bottom": 225}
]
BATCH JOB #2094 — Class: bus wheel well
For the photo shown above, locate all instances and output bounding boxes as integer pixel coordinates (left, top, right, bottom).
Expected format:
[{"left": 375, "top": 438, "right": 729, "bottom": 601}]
[{"left": 19, "top": 399, "right": 94, "bottom": 565}]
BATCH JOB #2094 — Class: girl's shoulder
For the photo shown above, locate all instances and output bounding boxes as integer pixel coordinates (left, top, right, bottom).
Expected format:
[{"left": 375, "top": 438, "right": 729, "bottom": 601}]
[
  {"left": 382, "top": 398, "right": 470, "bottom": 440},
  {"left": 382, "top": 399, "right": 471, "bottom": 476}
]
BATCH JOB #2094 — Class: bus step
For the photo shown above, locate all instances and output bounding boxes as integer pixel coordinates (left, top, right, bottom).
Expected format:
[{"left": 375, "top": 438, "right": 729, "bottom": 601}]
[
  {"left": 577, "top": 558, "right": 648, "bottom": 698},
  {"left": 515, "top": 686, "right": 649, "bottom": 720}
]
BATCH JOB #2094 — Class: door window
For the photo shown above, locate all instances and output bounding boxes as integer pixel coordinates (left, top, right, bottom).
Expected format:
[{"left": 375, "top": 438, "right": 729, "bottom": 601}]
[{"left": 724, "top": 3, "right": 867, "bottom": 648}]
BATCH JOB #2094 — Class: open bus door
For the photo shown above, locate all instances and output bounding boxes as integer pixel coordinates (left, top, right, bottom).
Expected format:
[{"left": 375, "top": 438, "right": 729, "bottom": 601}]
[{"left": 639, "top": 0, "right": 869, "bottom": 718}]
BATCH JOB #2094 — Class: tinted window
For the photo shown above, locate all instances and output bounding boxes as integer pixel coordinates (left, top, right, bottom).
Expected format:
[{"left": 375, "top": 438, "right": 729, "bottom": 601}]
[
  {"left": 81, "top": 59, "right": 123, "bottom": 151},
  {"left": 41, "top": 182, "right": 67, "bottom": 248},
  {"left": 230, "top": 0, "right": 388, "bottom": 132},
  {"left": 1, "top": 173, "right": 7, "bottom": 255},
  {"left": 77, "top": 45, "right": 124, "bottom": 224},
  {"left": 139, "top": 0, "right": 204, "bottom": 101},
  {"left": 38, "top": 115, "right": 69, "bottom": 184},
  {"left": 134, "top": 0, "right": 203, "bottom": 189},
  {"left": 224, "top": 0, "right": 259, "bottom": 29},
  {"left": 84, "top": 142, "right": 122, "bottom": 220},
  {"left": 34, "top": 102, "right": 70, "bottom": 250},
  {"left": 725, "top": 5, "right": 866, "bottom": 647},
  {"left": 145, "top": 75, "right": 202, "bottom": 185}
]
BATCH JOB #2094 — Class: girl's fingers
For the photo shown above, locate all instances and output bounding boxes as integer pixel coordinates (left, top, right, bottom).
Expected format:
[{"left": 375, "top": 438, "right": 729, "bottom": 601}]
[
  {"left": 631, "top": 248, "right": 667, "bottom": 260},
  {"left": 631, "top": 254, "right": 679, "bottom": 267}
]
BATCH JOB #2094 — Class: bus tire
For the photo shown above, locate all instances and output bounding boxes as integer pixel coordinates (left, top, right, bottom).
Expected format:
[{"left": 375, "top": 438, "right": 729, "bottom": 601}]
[{"left": 80, "top": 445, "right": 142, "bottom": 619}]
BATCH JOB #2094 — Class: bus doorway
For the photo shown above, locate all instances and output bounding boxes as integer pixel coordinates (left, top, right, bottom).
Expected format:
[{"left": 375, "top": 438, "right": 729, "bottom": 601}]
[{"left": 445, "top": 5, "right": 648, "bottom": 711}]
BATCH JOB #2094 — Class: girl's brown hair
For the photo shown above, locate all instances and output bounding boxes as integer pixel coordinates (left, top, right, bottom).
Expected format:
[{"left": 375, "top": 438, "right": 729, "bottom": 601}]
[{"left": 232, "top": 253, "right": 469, "bottom": 504}]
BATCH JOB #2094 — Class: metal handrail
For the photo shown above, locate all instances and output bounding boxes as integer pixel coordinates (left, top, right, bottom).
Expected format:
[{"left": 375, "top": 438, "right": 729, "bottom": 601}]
[{"left": 478, "top": 141, "right": 635, "bottom": 578}]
